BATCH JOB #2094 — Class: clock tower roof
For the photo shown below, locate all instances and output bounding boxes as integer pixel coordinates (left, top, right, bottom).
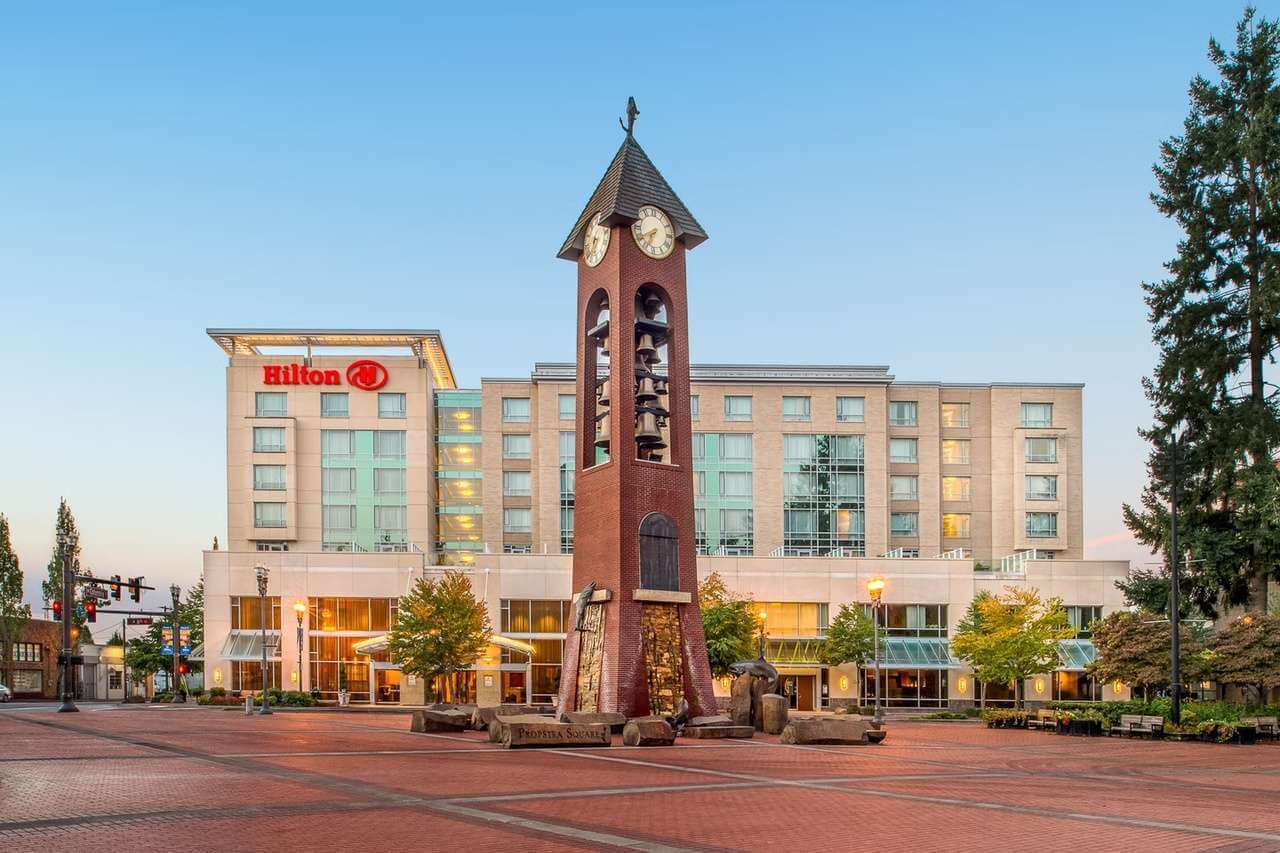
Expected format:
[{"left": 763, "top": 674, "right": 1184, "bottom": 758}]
[{"left": 557, "top": 131, "right": 708, "bottom": 261}]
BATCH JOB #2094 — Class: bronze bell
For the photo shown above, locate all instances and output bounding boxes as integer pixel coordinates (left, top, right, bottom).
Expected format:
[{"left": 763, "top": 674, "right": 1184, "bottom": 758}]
[
  {"left": 635, "top": 412, "right": 663, "bottom": 446},
  {"left": 653, "top": 377, "right": 668, "bottom": 396},
  {"left": 635, "top": 377, "right": 658, "bottom": 403},
  {"left": 641, "top": 293, "right": 663, "bottom": 320},
  {"left": 596, "top": 377, "right": 611, "bottom": 407},
  {"left": 594, "top": 411, "right": 610, "bottom": 448},
  {"left": 635, "top": 333, "right": 657, "bottom": 362}
]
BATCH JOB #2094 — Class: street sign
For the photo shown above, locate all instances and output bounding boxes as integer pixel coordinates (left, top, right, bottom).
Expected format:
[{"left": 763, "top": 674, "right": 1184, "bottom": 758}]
[
  {"left": 85, "top": 586, "right": 108, "bottom": 601},
  {"left": 127, "top": 616, "right": 153, "bottom": 626},
  {"left": 161, "top": 626, "right": 192, "bottom": 656}
]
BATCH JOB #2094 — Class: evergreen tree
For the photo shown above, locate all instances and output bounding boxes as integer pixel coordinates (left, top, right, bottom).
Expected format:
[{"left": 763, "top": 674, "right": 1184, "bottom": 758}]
[
  {"left": 698, "top": 571, "right": 756, "bottom": 677},
  {"left": 818, "top": 603, "right": 874, "bottom": 669},
  {"left": 41, "top": 498, "right": 86, "bottom": 631},
  {"left": 387, "top": 570, "right": 490, "bottom": 703},
  {"left": 0, "top": 515, "right": 30, "bottom": 691},
  {"left": 1124, "top": 8, "right": 1280, "bottom": 617}
]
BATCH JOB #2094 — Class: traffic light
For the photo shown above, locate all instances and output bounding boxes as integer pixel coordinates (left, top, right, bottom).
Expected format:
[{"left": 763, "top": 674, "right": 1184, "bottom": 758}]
[
  {"left": 85, "top": 600, "right": 97, "bottom": 623},
  {"left": 110, "top": 575, "right": 122, "bottom": 600},
  {"left": 128, "top": 577, "right": 142, "bottom": 603},
  {"left": 52, "top": 600, "right": 63, "bottom": 621},
  {"left": 179, "top": 663, "right": 189, "bottom": 675}
]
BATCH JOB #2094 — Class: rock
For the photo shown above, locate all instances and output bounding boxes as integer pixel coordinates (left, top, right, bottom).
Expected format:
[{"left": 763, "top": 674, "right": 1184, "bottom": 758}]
[
  {"left": 501, "top": 719, "right": 611, "bottom": 749},
  {"left": 750, "top": 677, "right": 770, "bottom": 731},
  {"left": 682, "top": 725, "right": 754, "bottom": 739},
  {"left": 622, "top": 718, "right": 675, "bottom": 746},
  {"left": 487, "top": 713, "right": 552, "bottom": 743},
  {"left": 729, "top": 673, "right": 753, "bottom": 727},
  {"left": 410, "top": 708, "right": 470, "bottom": 733},
  {"left": 687, "top": 714, "right": 733, "bottom": 728},
  {"left": 559, "top": 710, "right": 627, "bottom": 733},
  {"left": 780, "top": 716, "right": 876, "bottom": 745},
  {"left": 761, "top": 694, "right": 789, "bottom": 735},
  {"left": 473, "top": 704, "right": 540, "bottom": 730}
]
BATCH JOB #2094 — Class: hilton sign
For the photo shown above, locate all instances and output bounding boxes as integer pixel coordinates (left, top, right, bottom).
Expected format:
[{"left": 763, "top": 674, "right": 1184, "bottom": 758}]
[{"left": 263, "top": 359, "right": 388, "bottom": 391}]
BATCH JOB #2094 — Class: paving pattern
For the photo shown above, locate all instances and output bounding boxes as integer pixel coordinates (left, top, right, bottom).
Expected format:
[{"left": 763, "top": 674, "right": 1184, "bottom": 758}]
[{"left": 1, "top": 705, "right": 1278, "bottom": 852}]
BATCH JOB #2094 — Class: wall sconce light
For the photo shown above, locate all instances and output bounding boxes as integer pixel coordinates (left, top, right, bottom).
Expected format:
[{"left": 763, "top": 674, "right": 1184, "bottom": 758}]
[
  {"left": 1112, "top": 679, "right": 1124, "bottom": 694},
  {"left": 213, "top": 669, "right": 223, "bottom": 685},
  {"left": 291, "top": 670, "right": 299, "bottom": 684},
  {"left": 956, "top": 676, "right": 969, "bottom": 694},
  {"left": 1200, "top": 681, "right": 1212, "bottom": 691},
  {"left": 1033, "top": 677, "right": 1046, "bottom": 696},
  {"left": 838, "top": 676, "right": 849, "bottom": 691}
]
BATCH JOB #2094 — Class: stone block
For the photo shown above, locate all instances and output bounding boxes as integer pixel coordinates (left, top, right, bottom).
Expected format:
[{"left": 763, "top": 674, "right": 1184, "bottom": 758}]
[
  {"left": 473, "top": 704, "right": 540, "bottom": 730},
  {"left": 779, "top": 716, "right": 877, "bottom": 745},
  {"left": 682, "top": 725, "right": 754, "bottom": 739},
  {"left": 501, "top": 719, "right": 611, "bottom": 749},
  {"left": 487, "top": 713, "right": 552, "bottom": 743},
  {"left": 410, "top": 708, "right": 470, "bottom": 733},
  {"left": 761, "top": 694, "right": 789, "bottom": 735},
  {"left": 687, "top": 714, "right": 733, "bottom": 728},
  {"left": 622, "top": 718, "right": 675, "bottom": 746},
  {"left": 559, "top": 710, "right": 627, "bottom": 733},
  {"left": 729, "top": 674, "right": 753, "bottom": 727}
]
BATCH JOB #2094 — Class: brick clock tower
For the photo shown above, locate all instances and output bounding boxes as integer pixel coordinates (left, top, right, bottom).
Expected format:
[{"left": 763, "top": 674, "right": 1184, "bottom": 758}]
[{"left": 555, "top": 100, "right": 718, "bottom": 719}]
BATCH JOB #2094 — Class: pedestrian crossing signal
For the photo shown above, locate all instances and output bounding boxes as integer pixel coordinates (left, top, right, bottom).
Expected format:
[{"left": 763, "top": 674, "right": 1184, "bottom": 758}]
[
  {"left": 52, "top": 600, "right": 63, "bottom": 621},
  {"left": 85, "top": 601, "right": 97, "bottom": 623}
]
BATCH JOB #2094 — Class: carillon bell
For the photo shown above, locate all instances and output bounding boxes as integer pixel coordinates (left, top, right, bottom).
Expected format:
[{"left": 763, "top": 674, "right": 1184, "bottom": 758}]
[
  {"left": 635, "top": 378, "right": 658, "bottom": 403},
  {"left": 653, "top": 377, "right": 668, "bottom": 396},
  {"left": 594, "top": 411, "right": 611, "bottom": 448},
  {"left": 635, "top": 412, "right": 664, "bottom": 446},
  {"left": 641, "top": 293, "right": 663, "bottom": 320},
  {"left": 596, "top": 377, "right": 611, "bottom": 407},
  {"left": 636, "top": 334, "right": 657, "bottom": 362}
]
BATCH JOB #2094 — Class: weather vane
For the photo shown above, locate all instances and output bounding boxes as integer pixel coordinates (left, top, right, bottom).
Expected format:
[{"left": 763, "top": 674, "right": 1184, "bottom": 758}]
[{"left": 619, "top": 96, "right": 639, "bottom": 136}]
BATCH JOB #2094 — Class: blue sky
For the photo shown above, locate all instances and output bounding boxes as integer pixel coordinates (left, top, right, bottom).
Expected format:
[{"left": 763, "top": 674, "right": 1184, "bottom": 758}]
[{"left": 0, "top": 3, "right": 1256, "bottom": 620}]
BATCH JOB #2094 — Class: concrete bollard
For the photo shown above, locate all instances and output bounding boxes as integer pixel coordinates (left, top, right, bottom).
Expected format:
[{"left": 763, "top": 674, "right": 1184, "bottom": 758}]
[{"left": 245, "top": 696, "right": 254, "bottom": 715}]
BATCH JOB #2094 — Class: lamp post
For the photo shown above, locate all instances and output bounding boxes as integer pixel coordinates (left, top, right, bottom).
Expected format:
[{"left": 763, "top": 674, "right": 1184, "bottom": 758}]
[
  {"left": 169, "top": 584, "right": 183, "bottom": 703},
  {"left": 756, "top": 609, "right": 768, "bottom": 659},
  {"left": 56, "top": 529, "right": 78, "bottom": 713},
  {"left": 255, "top": 565, "right": 272, "bottom": 715},
  {"left": 1168, "top": 425, "right": 1184, "bottom": 726},
  {"left": 293, "top": 601, "right": 306, "bottom": 694},
  {"left": 867, "top": 576, "right": 885, "bottom": 726}
]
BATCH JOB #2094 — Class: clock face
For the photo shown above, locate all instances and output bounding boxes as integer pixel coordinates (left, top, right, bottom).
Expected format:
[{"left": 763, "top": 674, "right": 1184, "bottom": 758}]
[
  {"left": 632, "top": 205, "right": 675, "bottom": 259},
  {"left": 583, "top": 213, "right": 610, "bottom": 267}
]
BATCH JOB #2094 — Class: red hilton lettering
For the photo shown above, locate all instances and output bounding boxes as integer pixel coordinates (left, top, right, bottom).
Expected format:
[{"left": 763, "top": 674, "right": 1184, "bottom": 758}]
[{"left": 263, "top": 365, "right": 283, "bottom": 384}]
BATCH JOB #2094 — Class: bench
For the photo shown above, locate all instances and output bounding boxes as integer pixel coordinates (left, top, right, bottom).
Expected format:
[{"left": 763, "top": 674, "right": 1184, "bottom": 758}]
[
  {"left": 1110, "top": 714, "right": 1164, "bottom": 738},
  {"left": 1026, "top": 709, "right": 1057, "bottom": 732},
  {"left": 1242, "top": 716, "right": 1277, "bottom": 740}
]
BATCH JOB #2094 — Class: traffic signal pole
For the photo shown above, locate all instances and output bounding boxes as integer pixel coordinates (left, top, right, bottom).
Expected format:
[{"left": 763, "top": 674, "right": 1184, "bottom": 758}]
[{"left": 57, "top": 536, "right": 77, "bottom": 713}]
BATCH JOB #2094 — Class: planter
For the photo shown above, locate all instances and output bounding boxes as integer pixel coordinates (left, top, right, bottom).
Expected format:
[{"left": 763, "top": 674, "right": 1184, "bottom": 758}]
[
  {"left": 1058, "top": 718, "right": 1103, "bottom": 737},
  {"left": 337, "top": 690, "right": 350, "bottom": 708}
]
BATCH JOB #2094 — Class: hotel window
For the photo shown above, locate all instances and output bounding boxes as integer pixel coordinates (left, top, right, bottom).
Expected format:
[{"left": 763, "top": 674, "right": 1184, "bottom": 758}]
[
  {"left": 502, "top": 397, "right": 531, "bottom": 423},
  {"left": 724, "top": 395, "right": 752, "bottom": 421},
  {"left": 690, "top": 395, "right": 700, "bottom": 420},
  {"left": 1021, "top": 402, "right": 1053, "bottom": 428},
  {"left": 503, "top": 507, "right": 532, "bottom": 533},
  {"left": 231, "top": 595, "right": 282, "bottom": 630},
  {"left": 503, "top": 470, "right": 532, "bottom": 497},
  {"left": 941, "top": 476, "right": 971, "bottom": 501},
  {"left": 719, "top": 471, "right": 753, "bottom": 499},
  {"left": 1025, "top": 437, "right": 1058, "bottom": 463},
  {"left": 502, "top": 434, "right": 532, "bottom": 459},
  {"left": 374, "top": 467, "right": 405, "bottom": 495},
  {"left": 324, "top": 505, "right": 356, "bottom": 532},
  {"left": 378, "top": 392, "right": 406, "bottom": 418},
  {"left": 1065, "top": 605, "right": 1103, "bottom": 637},
  {"left": 889, "top": 401, "right": 918, "bottom": 427},
  {"left": 836, "top": 396, "right": 864, "bottom": 422},
  {"left": 256, "top": 541, "right": 288, "bottom": 551},
  {"left": 754, "top": 602, "right": 829, "bottom": 638},
  {"left": 253, "top": 465, "right": 286, "bottom": 491},
  {"left": 889, "top": 438, "right": 918, "bottom": 463},
  {"left": 321, "top": 392, "right": 349, "bottom": 417},
  {"left": 374, "top": 505, "right": 406, "bottom": 534},
  {"left": 940, "top": 402, "right": 969, "bottom": 428},
  {"left": 720, "top": 509, "right": 753, "bottom": 550},
  {"left": 374, "top": 430, "right": 405, "bottom": 459},
  {"left": 323, "top": 467, "right": 356, "bottom": 494},
  {"left": 782, "top": 396, "right": 811, "bottom": 421},
  {"left": 321, "top": 429, "right": 354, "bottom": 457},
  {"left": 253, "top": 427, "right": 286, "bottom": 453},
  {"left": 695, "top": 471, "right": 707, "bottom": 498},
  {"left": 941, "top": 439, "right": 970, "bottom": 465},
  {"left": 719, "top": 433, "right": 753, "bottom": 462},
  {"left": 559, "top": 431, "right": 575, "bottom": 553},
  {"left": 942, "top": 512, "right": 971, "bottom": 538},
  {"left": 891, "top": 512, "right": 919, "bottom": 537},
  {"left": 1026, "top": 512, "right": 1058, "bottom": 538},
  {"left": 255, "top": 392, "right": 287, "bottom": 417},
  {"left": 890, "top": 475, "right": 918, "bottom": 501},
  {"left": 558, "top": 394, "right": 575, "bottom": 420},
  {"left": 1026, "top": 474, "right": 1058, "bottom": 501},
  {"left": 254, "top": 502, "right": 286, "bottom": 528}
]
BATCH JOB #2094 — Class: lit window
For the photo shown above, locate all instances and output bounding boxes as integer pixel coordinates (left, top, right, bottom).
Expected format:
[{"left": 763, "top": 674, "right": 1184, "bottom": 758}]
[
  {"left": 503, "top": 507, "right": 532, "bottom": 533},
  {"left": 254, "top": 502, "right": 287, "bottom": 528},
  {"left": 502, "top": 434, "right": 532, "bottom": 459},
  {"left": 253, "top": 427, "right": 286, "bottom": 453},
  {"left": 502, "top": 397, "right": 531, "bottom": 423},
  {"left": 889, "top": 401, "right": 918, "bottom": 427},
  {"left": 255, "top": 392, "right": 287, "bottom": 417},
  {"left": 690, "top": 395, "right": 700, "bottom": 421},
  {"left": 941, "top": 403, "right": 969, "bottom": 428},
  {"left": 1026, "top": 512, "right": 1058, "bottom": 538},
  {"left": 724, "top": 396, "right": 752, "bottom": 421},
  {"left": 1025, "top": 475, "right": 1058, "bottom": 501},
  {"left": 941, "top": 476, "right": 970, "bottom": 501},
  {"left": 782, "top": 396, "right": 811, "bottom": 421},
  {"left": 253, "top": 465, "right": 286, "bottom": 491},
  {"left": 941, "top": 439, "right": 970, "bottom": 465},
  {"left": 836, "top": 396, "right": 864, "bottom": 422},
  {"left": 942, "top": 513, "right": 971, "bottom": 538},
  {"left": 1021, "top": 403, "right": 1053, "bottom": 428},
  {"left": 889, "top": 438, "right": 918, "bottom": 463},
  {"left": 503, "top": 471, "right": 532, "bottom": 497},
  {"left": 1025, "top": 437, "right": 1057, "bottom": 463},
  {"left": 321, "top": 393, "right": 349, "bottom": 417},
  {"left": 890, "top": 512, "right": 918, "bottom": 537},
  {"left": 558, "top": 394, "right": 575, "bottom": 420},
  {"left": 378, "top": 393, "right": 406, "bottom": 418},
  {"left": 890, "top": 475, "right": 918, "bottom": 500}
]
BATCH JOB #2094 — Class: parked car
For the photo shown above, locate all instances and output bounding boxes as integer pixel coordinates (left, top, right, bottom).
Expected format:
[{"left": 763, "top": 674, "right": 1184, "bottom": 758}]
[{"left": 0, "top": 683, "right": 12, "bottom": 702}]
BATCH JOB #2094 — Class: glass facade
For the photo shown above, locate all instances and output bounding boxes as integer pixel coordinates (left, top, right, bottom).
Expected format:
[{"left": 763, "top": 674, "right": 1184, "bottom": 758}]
[
  {"left": 307, "top": 597, "right": 397, "bottom": 703},
  {"left": 320, "top": 429, "right": 407, "bottom": 552},
  {"left": 559, "top": 431, "right": 575, "bottom": 553},
  {"left": 782, "top": 434, "right": 865, "bottom": 556},
  {"left": 435, "top": 390, "right": 482, "bottom": 565},
  {"left": 500, "top": 599, "right": 569, "bottom": 704},
  {"left": 756, "top": 601, "right": 828, "bottom": 637},
  {"left": 692, "top": 433, "right": 754, "bottom": 554}
]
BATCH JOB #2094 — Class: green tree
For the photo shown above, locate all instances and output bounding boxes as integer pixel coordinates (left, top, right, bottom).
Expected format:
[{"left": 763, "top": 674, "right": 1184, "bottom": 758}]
[
  {"left": 819, "top": 603, "right": 873, "bottom": 670},
  {"left": 41, "top": 498, "right": 86, "bottom": 632},
  {"left": 953, "top": 591, "right": 999, "bottom": 707},
  {"left": 1088, "top": 610, "right": 1209, "bottom": 700},
  {"left": 0, "top": 514, "right": 31, "bottom": 691},
  {"left": 951, "top": 587, "right": 1076, "bottom": 708},
  {"left": 1208, "top": 613, "right": 1280, "bottom": 704},
  {"left": 180, "top": 578, "right": 204, "bottom": 649},
  {"left": 124, "top": 621, "right": 168, "bottom": 693},
  {"left": 698, "top": 571, "right": 756, "bottom": 677},
  {"left": 1124, "top": 7, "right": 1280, "bottom": 617},
  {"left": 106, "top": 630, "right": 124, "bottom": 646},
  {"left": 1114, "top": 566, "right": 1207, "bottom": 618},
  {"left": 387, "top": 570, "right": 489, "bottom": 703}
]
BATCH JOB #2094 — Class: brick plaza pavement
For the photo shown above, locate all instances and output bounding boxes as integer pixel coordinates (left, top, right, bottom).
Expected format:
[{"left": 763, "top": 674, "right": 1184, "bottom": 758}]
[{"left": 1, "top": 705, "right": 1278, "bottom": 851}]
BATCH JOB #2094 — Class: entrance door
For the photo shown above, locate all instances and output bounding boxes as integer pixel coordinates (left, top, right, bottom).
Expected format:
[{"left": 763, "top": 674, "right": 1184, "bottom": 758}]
[
  {"left": 374, "top": 669, "right": 401, "bottom": 704},
  {"left": 795, "top": 675, "right": 816, "bottom": 711}
]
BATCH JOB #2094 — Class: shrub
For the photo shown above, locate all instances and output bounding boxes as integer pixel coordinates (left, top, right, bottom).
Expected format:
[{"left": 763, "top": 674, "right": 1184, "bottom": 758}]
[
  {"left": 981, "top": 708, "right": 1029, "bottom": 728},
  {"left": 920, "top": 711, "right": 968, "bottom": 720},
  {"left": 209, "top": 687, "right": 227, "bottom": 698},
  {"left": 151, "top": 692, "right": 173, "bottom": 703}
]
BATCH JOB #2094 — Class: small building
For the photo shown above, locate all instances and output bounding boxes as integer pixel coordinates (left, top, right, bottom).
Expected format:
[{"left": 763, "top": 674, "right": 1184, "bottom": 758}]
[{"left": 4, "top": 618, "right": 60, "bottom": 699}]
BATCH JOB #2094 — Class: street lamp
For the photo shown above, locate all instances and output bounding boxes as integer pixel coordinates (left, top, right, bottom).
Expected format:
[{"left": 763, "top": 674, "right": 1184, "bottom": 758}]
[
  {"left": 293, "top": 601, "right": 306, "bottom": 693},
  {"left": 1167, "top": 422, "right": 1185, "bottom": 726},
  {"left": 56, "top": 528, "right": 79, "bottom": 713},
  {"left": 170, "top": 584, "right": 183, "bottom": 703},
  {"left": 756, "top": 609, "right": 768, "bottom": 659},
  {"left": 867, "top": 576, "right": 885, "bottom": 726},
  {"left": 255, "top": 565, "right": 272, "bottom": 715}
]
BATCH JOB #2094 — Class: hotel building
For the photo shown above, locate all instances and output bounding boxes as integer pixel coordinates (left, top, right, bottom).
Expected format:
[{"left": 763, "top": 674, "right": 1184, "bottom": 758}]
[{"left": 202, "top": 329, "right": 1130, "bottom": 711}]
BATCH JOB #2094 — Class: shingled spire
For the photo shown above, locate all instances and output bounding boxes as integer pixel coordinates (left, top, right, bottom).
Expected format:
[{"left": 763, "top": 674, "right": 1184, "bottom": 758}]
[{"left": 557, "top": 104, "right": 708, "bottom": 261}]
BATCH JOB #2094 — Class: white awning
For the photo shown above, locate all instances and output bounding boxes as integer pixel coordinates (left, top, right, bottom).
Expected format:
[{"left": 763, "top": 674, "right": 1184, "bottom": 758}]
[
  {"left": 187, "top": 643, "right": 205, "bottom": 663},
  {"left": 218, "top": 631, "right": 281, "bottom": 662}
]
